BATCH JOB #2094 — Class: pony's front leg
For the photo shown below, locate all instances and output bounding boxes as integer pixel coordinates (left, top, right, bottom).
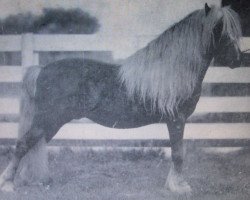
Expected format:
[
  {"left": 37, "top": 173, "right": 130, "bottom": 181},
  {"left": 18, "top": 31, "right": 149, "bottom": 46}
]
[{"left": 166, "top": 119, "right": 191, "bottom": 194}]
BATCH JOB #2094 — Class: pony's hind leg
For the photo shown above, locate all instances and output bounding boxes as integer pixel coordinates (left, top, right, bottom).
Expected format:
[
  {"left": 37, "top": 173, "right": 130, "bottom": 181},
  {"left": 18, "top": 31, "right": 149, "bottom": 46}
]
[
  {"left": 0, "top": 126, "right": 45, "bottom": 192},
  {"left": 17, "top": 137, "right": 49, "bottom": 187},
  {"left": 0, "top": 114, "right": 67, "bottom": 192},
  {"left": 0, "top": 65, "right": 50, "bottom": 191},
  {"left": 0, "top": 154, "right": 20, "bottom": 192},
  {"left": 166, "top": 118, "right": 191, "bottom": 194},
  {"left": 16, "top": 72, "right": 49, "bottom": 186}
]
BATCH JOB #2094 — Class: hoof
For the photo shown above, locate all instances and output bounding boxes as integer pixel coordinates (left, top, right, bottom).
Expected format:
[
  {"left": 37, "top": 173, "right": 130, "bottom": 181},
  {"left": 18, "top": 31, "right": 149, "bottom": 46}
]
[
  {"left": 42, "top": 177, "right": 53, "bottom": 187},
  {"left": 0, "top": 181, "right": 15, "bottom": 192},
  {"left": 37, "top": 177, "right": 53, "bottom": 188},
  {"left": 166, "top": 165, "right": 192, "bottom": 194},
  {"left": 166, "top": 177, "right": 192, "bottom": 194},
  {"left": 16, "top": 176, "right": 53, "bottom": 188}
]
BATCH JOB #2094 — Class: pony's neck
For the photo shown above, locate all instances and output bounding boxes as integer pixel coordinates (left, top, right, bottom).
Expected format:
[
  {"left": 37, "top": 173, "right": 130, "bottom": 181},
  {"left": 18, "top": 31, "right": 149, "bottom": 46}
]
[{"left": 199, "top": 42, "right": 217, "bottom": 81}]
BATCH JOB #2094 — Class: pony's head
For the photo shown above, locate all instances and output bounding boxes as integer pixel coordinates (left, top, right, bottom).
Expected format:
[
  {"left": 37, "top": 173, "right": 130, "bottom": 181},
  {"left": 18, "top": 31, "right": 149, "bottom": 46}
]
[{"left": 204, "top": 3, "right": 242, "bottom": 68}]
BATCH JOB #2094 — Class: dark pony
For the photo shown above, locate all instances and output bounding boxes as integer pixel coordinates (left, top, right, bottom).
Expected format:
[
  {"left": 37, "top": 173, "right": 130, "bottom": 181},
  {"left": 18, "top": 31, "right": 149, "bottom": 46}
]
[{"left": 0, "top": 4, "right": 242, "bottom": 194}]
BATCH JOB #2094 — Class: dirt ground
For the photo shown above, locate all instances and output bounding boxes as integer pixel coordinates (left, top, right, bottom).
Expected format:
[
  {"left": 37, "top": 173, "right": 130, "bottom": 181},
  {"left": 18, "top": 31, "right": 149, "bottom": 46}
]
[{"left": 0, "top": 146, "right": 250, "bottom": 200}]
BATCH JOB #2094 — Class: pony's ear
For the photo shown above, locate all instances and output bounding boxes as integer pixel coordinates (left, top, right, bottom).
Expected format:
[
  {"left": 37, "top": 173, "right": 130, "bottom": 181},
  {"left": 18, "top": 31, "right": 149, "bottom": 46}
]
[
  {"left": 221, "top": 0, "right": 231, "bottom": 7},
  {"left": 205, "top": 3, "right": 211, "bottom": 16}
]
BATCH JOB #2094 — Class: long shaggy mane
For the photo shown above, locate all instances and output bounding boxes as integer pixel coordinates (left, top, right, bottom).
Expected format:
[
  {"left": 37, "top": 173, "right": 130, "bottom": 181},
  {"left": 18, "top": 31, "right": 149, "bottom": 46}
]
[{"left": 119, "top": 5, "right": 241, "bottom": 116}]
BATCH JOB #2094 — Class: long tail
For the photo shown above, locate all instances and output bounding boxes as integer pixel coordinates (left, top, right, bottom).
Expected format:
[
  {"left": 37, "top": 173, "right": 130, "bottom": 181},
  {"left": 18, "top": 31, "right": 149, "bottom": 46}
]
[
  {"left": 16, "top": 66, "right": 49, "bottom": 185},
  {"left": 18, "top": 66, "right": 41, "bottom": 138}
]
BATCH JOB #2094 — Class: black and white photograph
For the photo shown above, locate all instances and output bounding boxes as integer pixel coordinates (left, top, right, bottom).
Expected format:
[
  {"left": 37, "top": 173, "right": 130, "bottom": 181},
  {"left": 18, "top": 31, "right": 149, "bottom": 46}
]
[{"left": 0, "top": 0, "right": 249, "bottom": 199}]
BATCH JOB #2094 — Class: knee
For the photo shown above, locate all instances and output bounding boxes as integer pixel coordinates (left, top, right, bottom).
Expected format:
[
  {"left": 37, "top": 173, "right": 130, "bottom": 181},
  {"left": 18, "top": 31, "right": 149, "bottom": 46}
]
[{"left": 170, "top": 136, "right": 183, "bottom": 149}]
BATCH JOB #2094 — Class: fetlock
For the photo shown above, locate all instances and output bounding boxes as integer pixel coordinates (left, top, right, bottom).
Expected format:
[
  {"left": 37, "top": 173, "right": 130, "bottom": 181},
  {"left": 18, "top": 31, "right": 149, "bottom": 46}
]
[{"left": 166, "top": 163, "right": 191, "bottom": 194}]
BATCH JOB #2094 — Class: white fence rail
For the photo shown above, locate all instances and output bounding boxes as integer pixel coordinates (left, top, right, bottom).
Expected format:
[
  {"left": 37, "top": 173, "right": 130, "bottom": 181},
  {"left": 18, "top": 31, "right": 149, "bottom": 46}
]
[
  {"left": 1, "top": 66, "right": 250, "bottom": 83},
  {"left": 0, "top": 33, "right": 250, "bottom": 146}
]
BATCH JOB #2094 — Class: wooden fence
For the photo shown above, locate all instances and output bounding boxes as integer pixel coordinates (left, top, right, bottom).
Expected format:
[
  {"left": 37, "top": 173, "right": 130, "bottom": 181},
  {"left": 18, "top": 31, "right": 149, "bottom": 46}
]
[{"left": 0, "top": 33, "right": 250, "bottom": 147}]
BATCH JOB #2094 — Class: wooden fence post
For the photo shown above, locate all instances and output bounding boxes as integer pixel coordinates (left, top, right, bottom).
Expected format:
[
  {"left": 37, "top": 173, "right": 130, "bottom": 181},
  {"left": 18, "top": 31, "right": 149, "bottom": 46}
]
[
  {"left": 33, "top": 52, "right": 39, "bottom": 65},
  {"left": 21, "top": 33, "right": 35, "bottom": 67}
]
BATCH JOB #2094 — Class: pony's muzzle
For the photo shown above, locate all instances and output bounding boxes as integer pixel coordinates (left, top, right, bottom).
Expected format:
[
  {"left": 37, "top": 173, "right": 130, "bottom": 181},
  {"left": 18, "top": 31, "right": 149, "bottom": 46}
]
[{"left": 229, "top": 59, "right": 241, "bottom": 69}]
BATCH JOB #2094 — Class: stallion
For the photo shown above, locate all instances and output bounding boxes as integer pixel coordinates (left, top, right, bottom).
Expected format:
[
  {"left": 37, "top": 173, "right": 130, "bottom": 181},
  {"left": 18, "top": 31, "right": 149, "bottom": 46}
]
[{"left": 0, "top": 4, "right": 242, "bottom": 194}]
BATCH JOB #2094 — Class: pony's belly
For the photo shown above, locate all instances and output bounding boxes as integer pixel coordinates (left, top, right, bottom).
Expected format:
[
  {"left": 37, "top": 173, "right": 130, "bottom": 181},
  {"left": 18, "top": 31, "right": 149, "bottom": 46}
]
[
  {"left": 86, "top": 107, "right": 163, "bottom": 129},
  {"left": 89, "top": 118, "right": 152, "bottom": 129},
  {"left": 87, "top": 117, "right": 156, "bottom": 129}
]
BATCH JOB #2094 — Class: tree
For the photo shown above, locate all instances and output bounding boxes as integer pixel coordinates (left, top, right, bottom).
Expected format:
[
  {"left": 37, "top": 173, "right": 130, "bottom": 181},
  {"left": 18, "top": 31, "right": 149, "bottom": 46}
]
[{"left": 0, "top": 8, "right": 100, "bottom": 34}]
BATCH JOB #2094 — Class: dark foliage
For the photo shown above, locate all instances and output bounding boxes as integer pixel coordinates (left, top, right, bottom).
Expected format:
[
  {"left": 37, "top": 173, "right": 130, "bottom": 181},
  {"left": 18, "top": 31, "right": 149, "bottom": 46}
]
[{"left": 0, "top": 8, "right": 99, "bottom": 34}]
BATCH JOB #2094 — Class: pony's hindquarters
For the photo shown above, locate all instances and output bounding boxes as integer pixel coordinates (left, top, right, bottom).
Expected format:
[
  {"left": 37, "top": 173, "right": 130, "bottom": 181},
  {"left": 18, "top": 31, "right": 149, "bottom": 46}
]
[{"left": 15, "top": 66, "right": 49, "bottom": 185}]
